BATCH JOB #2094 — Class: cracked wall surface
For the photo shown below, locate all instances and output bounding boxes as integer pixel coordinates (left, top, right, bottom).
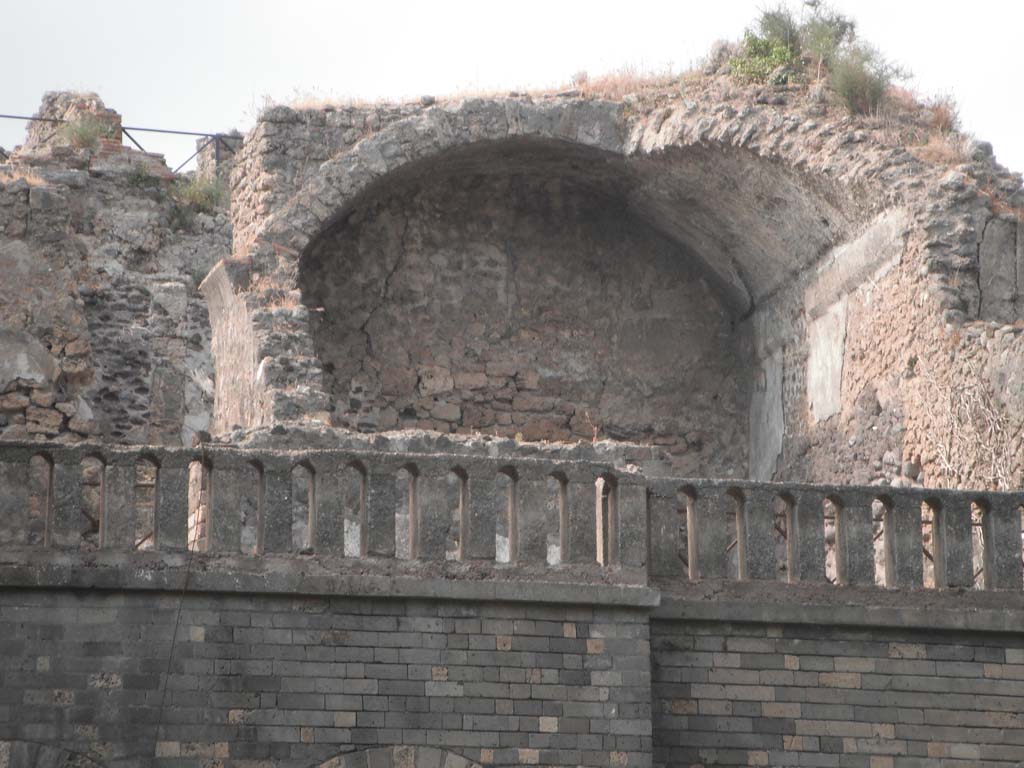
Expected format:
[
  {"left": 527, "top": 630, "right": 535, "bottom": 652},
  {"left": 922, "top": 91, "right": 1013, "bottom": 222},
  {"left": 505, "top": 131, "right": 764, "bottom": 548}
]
[{"left": 300, "top": 168, "right": 748, "bottom": 474}]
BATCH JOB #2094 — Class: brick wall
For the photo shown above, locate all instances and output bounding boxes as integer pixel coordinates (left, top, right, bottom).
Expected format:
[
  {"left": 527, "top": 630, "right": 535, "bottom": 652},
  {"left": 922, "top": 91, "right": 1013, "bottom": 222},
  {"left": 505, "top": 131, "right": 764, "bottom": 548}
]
[
  {"left": 652, "top": 619, "right": 1024, "bottom": 767},
  {"left": 0, "top": 589, "right": 652, "bottom": 768}
]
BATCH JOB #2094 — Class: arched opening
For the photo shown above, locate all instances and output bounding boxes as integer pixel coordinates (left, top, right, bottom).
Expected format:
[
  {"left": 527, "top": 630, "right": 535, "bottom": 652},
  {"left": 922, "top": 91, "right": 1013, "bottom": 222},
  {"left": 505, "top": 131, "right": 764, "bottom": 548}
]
[{"left": 289, "top": 134, "right": 847, "bottom": 476}]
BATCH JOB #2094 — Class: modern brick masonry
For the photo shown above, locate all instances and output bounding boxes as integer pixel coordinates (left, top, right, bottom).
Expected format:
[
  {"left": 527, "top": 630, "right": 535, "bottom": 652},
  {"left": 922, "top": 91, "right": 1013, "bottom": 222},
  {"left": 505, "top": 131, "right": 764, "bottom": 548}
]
[{"left": 2, "top": 437, "right": 1024, "bottom": 766}]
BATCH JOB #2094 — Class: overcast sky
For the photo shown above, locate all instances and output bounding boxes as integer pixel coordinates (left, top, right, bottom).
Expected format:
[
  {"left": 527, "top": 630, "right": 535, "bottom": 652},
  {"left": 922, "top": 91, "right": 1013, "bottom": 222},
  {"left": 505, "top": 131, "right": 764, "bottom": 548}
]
[{"left": 2, "top": 1, "right": 1022, "bottom": 175}]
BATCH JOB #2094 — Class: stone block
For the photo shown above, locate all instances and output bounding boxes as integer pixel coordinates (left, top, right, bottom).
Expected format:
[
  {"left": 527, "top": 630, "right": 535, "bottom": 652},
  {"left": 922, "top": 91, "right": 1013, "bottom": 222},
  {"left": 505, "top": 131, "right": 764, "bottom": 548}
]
[
  {"left": 883, "top": 495, "right": 922, "bottom": 588},
  {"left": 691, "top": 486, "right": 732, "bottom": 579},
  {"left": 50, "top": 459, "right": 84, "bottom": 548},
  {"left": 0, "top": 458, "right": 29, "bottom": 545},
  {"left": 462, "top": 470, "right": 498, "bottom": 560},
  {"left": 101, "top": 461, "right": 135, "bottom": 549},
  {"left": 835, "top": 492, "right": 875, "bottom": 586},
  {"left": 738, "top": 489, "right": 776, "bottom": 580},
  {"left": 983, "top": 497, "right": 1023, "bottom": 590},
  {"left": 314, "top": 462, "right": 346, "bottom": 555},
  {"left": 616, "top": 482, "right": 647, "bottom": 569},
  {"left": 790, "top": 491, "right": 826, "bottom": 582},
  {"left": 154, "top": 461, "right": 189, "bottom": 551},
  {"left": 208, "top": 464, "right": 245, "bottom": 554},
  {"left": 366, "top": 467, "right": 398, "bottom": 557},
  {"left": 566, "top": 474, "right": 597, "bottom": 564},
  {"left": 647, "top": 485, "right": 685, "bottom": 578},
  {"left": 416, "top": 470, "right": 457, "bottom": 560},
  {"left": 514, "top": 477, "right": 551, "bottom": 564},
  {"left": 260, "top": 466, "right": 292, "bottom": 553},
  {"left": 932, "top": 497, "right": 973, "bottom": 588}
]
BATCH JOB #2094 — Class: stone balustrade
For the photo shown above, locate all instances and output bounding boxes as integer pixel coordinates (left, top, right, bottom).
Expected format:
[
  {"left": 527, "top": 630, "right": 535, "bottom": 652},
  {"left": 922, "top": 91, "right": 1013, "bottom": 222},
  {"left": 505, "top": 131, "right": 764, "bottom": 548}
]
[{"left": 1, "top": 441, "right": 1022, "bottom": 592}]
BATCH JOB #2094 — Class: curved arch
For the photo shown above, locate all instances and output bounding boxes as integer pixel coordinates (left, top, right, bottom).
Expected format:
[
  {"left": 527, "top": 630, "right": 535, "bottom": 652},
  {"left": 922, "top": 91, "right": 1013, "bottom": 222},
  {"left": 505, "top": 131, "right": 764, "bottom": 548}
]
[
  {"left": 246, "top": 97, "right": 859, "bottom": 313},
  {"left": 315, "top": 745, "right": 481, "bottom": 768},
  {"left": 0, "top": 740, "right": 106, "bottom": 767}
]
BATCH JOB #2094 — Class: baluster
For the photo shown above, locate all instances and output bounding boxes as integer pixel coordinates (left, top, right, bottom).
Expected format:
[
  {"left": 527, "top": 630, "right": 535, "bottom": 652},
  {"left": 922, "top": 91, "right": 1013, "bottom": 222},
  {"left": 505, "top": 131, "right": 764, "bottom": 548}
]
[
  {"left": 835, "top": 491, "right": 874, "bottom": 586},
  {"left": 0, "top": 449, "right": 31, "bottom": 545},
  {"left": 884, "top": 493, "right": 923, "bottom": 588},
  {"left": 102, "top": 455, "right": 137, "bottom": 549},
  {"left": 207, "top": 456, "right": 243, "bottom": 554},
  {"left": 564, "top": 469, "right": 597, "bottom": 564},
  {"left": 414, "top": 464, "right": 455, "bottom": 560},
  {"left": 50, "top": 451, "right": 85, "bottom": 548},
  {"left": 514, "top": 471, "right": 549, "bottom": 565},
  {"left": 647, "top": 481, "right": 685, "bottom": 578},
  {"left": 365, "top": 463, "right": 397, "bottom": 557},
  {"left": 789, "top": 491, "right": 826, "bottom": 582},
  {"left": 616, "top": 480, "right": 647, "bottom": 569},
  {"left": 156, "top": 454, "right": 189, "bottom": 551},
  {"left": 261, "top": 460, "right": 293, "bottom": 554},
  {"left": 739, "top": 489, "right": 776, "bottom": 580},
  {"left": 461, "top": 466, "right": 498, "bottom": 561},
  {"left": 982, "top": 496, "right": 1023, "bottom": 590},
  {"left": 313, "top": 456, "right": 345, "bottom": 556},
  {"left": 690, "top": 484, "right": 730, "bottom": 579},
  {"left": 931, "top": 495, "right": 972, "bottom": 588}
]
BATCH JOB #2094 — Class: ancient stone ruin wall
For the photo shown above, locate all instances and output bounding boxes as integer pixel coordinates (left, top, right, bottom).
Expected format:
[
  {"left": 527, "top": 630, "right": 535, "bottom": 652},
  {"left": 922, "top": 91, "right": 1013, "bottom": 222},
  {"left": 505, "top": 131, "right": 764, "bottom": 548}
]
[
  {"left": 230, "top": 103, "right": 423, "bottom": 258},
  {"left": 300, "top": 166, "right": 748, "bottom": 474},
  {"left": 0, "top": 93, "right": 231, "bottom": 447},
  {"left": 215, "top": 79, "right": 1024, "bottom": 488}
]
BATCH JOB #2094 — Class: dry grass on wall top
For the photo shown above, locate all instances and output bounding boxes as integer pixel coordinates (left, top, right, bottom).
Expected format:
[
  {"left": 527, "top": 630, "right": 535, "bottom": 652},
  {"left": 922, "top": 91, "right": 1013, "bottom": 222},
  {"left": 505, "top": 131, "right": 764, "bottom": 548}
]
[{"left": 0, "top": 167, "right": 46, "bottom": 186}]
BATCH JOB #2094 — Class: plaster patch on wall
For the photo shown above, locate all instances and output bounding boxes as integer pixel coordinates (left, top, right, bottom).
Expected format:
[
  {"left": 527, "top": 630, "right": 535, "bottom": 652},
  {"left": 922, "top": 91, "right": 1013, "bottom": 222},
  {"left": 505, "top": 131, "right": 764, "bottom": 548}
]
[
  {"left": 749, "top": 348, "right": 783, "bottom": 481},
  {"left": 807, "top": 297, "right": 847, "bottom": 423},
  {"left": 804, "top": 208, "right": 909, "bottom": 321}
]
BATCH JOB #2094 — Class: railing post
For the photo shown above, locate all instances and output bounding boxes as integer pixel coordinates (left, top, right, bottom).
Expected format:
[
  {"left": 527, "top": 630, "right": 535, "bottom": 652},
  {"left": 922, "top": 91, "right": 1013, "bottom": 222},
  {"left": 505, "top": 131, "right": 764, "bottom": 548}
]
[
  {"left": 690, "top": 484, "right": 729, "bottom": 579},
  {"left": 884, "top": 493, "right": 923, "bottom": 588},
  {"left": 931, "top": 495, "right": 972, "bottom": 588},
  {"left": 647, "top": 482, "right": 685, "bottom": 578},
  {"left": 102, "top": 455, "right": 137, "bottom": 549},
  {"left": 207, "top": 455, "right": 243, "bottom": 554},
  {"left": 261, "top": 460, "right": 293, "bottom": 554},
  {"left": 461, "top": 465, "right": 497, "bottom": 561},
  {"left": 50, "top": 450, "right": 85, "bottom": 549},
  {"left": 616, "top": 479, "right": 647, "bottom": 570},
  {"left": 983, "top": 496, "right": 1023, "bottom": 590},
  {"left": 564, "top": 469, "right": 597, "bottom": 564},
  {"left": 313, "top": 456, "right": 346, "bottom": 556},
  {"left": 415, "top": 464, "right": 455, "bottom": 560},
  {"left": 514, "top": 471, "right": 552, "bottom": 565},
  {"left": 835, "top": 491, "right": 875, "bottom": 586},
  {"left": 739, "top": 489, "right": 776, "bottom": 580},
  {"left": 0, "top": 448, "right": 31, "bottom": 545},
  {"left": 789, "top": 491, "right": 825, "bottom": 582},
  {"left": 365, "top": 463, "right": 397, "bottom": 557},
  {"left": 156, "top": 454, "right": 189, "bottom": 552}
]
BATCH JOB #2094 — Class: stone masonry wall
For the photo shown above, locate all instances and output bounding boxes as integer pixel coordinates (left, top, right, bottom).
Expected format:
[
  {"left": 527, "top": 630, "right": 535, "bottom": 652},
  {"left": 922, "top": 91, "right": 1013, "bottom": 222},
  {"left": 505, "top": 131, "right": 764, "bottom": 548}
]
[
  {"left": 652, "top": 619, "right": 1024, "bottom": 767},
  {"left": 231, "top": 104, "right": 424, "bottom": 258},
  {"left": 0, "top": 94, "right": 230, "bottom": 447},
  {"left": 301, "top": 171, "right": 748, "bottom": 476},
  {"left": 0, "top": 588, "right": 652, "bottom": 768}
]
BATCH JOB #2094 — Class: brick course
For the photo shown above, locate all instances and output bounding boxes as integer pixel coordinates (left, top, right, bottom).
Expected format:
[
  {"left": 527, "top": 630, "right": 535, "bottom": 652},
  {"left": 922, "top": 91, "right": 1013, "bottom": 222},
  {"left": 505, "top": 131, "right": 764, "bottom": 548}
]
[
  {"left": 0, "top": 589, "right": 651, "bottom": 768},
  {"left": 652, "top": 620, "right": 1024, "bottom": 767}
]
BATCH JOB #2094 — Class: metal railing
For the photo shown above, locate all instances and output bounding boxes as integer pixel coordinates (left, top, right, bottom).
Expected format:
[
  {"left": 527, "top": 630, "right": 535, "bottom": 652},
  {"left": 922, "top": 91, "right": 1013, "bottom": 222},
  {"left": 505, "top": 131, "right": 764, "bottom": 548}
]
[{"left": 0, "top": 112, "right": 237, "bottom": 173}]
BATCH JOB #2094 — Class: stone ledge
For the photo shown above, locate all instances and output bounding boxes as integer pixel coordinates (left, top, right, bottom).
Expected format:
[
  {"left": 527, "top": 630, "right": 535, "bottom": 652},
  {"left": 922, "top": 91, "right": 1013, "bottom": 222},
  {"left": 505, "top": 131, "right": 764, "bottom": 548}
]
[
  {"left": 0, "top": 551, "right": 659, "bottom": 607},
  {"left": 655, "top": 579, "right": 1024, "bottom": 634}
]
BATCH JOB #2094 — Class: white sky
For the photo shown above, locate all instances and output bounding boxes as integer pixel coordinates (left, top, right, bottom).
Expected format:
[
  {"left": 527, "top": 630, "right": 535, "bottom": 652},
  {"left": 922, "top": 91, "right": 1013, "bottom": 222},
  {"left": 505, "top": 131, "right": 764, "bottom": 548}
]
[{"left": 1, "top": 0, "right": 1022, "bottom": 175}]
